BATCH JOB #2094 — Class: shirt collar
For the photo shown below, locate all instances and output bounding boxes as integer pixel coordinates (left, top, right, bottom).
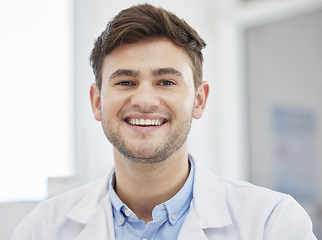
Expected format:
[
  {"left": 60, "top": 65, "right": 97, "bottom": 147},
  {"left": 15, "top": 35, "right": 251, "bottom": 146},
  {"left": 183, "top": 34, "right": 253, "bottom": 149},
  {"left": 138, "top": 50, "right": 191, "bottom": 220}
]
[
  {"left": 108, "top": 172, "right": 128, "bottom": 226},
  {"left": 108, "top": 156, "right": 194, "bottom": 226},
  {"left": 163, "top": 156, "right": 194, "bottom": 225}
]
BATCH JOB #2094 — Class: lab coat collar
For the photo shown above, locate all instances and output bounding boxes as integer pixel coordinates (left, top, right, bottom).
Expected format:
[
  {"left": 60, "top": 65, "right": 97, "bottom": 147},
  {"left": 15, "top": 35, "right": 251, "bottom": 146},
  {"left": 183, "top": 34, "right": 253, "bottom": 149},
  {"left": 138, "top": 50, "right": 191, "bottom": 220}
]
[
  {"left": 67, "top": 155, "right": 232, "bottom": 239},
  {"left": 74, "top": 192, "right": 115, "bottom": 240},
  {"left": 67, "top": 167, "right": 114, "bottom": 224},
  {"left": 67, "top": 168, "right": 116, "bottom": 239},
  {"left": 177, "top": 156, "right": 232, "bottom": 240}
]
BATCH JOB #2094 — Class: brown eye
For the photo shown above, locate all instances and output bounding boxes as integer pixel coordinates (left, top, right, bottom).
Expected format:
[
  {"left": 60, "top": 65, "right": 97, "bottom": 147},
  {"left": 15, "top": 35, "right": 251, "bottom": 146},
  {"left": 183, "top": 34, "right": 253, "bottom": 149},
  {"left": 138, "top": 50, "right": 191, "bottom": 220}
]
[
  {"left": 116, "top": 81, "right": 135, "bottom": 86},
  {"left": 158, "top": 80, "right": 175, "bottom": 86}
]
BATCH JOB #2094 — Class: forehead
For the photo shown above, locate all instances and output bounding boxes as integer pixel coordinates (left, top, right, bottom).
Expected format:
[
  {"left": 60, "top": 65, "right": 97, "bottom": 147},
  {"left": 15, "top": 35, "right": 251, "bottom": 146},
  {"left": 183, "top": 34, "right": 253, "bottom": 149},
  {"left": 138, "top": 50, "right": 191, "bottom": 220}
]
[{"left": 101, "top": 37, "right": 193, "bottom": 77}]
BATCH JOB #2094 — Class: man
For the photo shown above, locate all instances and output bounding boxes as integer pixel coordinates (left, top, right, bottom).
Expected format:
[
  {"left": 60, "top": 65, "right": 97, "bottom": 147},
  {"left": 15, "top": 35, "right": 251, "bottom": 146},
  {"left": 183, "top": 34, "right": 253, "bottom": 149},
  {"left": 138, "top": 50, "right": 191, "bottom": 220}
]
[{"left": 12, "top": 3, "right": 316, "bottom": 240}]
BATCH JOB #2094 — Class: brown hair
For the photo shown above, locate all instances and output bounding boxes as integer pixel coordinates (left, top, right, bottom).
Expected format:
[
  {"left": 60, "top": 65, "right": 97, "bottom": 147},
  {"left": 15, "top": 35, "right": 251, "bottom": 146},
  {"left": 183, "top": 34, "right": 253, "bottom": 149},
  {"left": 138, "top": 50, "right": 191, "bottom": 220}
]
[{"left": 90, "top": 3, "right": 206, "bottom": 91}]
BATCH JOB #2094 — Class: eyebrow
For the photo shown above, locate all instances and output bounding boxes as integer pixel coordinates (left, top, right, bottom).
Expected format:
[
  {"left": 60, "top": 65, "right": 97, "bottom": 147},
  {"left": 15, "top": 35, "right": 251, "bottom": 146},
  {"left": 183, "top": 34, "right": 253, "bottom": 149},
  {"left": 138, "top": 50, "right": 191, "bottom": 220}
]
[
  {"left": 152, "top": 67, "right": 183, "bottom": 78},
  {"left": 108, "top": 67, "right": 183, "bottom": 81},
  {"left": 109, "top": 69, "right": 139, "bottom": 81}
]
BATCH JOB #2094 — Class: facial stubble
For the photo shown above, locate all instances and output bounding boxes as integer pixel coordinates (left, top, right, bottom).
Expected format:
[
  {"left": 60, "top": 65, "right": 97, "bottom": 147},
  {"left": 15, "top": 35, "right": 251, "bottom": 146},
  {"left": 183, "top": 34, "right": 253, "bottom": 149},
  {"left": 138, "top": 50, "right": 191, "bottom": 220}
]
[{"left": 101, "top": 105, "right": 194, "bottom": 164}]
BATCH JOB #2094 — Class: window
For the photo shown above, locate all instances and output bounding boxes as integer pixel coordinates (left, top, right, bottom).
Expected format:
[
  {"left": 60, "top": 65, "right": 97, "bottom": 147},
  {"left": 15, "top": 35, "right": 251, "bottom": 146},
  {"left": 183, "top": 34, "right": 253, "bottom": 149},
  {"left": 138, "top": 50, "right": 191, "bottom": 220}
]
[{"left": 0, "top": 0, "right": 74, "bottom": 202}]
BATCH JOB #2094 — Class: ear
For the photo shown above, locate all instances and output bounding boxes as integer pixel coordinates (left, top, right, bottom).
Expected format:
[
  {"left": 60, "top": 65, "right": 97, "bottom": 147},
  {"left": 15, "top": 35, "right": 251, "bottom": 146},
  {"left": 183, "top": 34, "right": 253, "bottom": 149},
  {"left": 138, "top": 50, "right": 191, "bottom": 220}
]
[
  {"left": 193, "top": 81, "right": 209, "bottom": 119},
  {"left": 90, "top": 83, "right": 102, "bottom": 121}
]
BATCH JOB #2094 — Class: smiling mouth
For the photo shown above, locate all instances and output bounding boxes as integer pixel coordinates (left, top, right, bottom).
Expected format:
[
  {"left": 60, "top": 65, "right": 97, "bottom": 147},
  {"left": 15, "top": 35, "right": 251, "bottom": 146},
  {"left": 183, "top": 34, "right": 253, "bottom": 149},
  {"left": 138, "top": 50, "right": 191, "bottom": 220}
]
[{"left": 125, "top": 118, "right": 168, "bottom": 126}]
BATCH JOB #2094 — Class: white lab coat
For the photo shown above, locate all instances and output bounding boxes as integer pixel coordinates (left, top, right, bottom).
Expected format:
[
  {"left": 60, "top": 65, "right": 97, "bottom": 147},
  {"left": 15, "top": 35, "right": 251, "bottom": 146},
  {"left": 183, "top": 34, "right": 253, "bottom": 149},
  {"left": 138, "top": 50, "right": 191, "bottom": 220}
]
[{"left": 11, "top": 158, "right": 317, "bottom": 240}]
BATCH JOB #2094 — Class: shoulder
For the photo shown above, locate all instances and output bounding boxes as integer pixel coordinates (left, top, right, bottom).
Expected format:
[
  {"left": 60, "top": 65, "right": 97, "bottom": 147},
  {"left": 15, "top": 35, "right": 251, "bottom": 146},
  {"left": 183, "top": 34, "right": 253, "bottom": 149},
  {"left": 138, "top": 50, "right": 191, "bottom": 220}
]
[
  {"left": 216, "top": 176, "right": 287, "bottom": 204},
  {"left": 207, "top": 171, "right": 309, "bottom": 220},
  {"left": 193, "top": 158, "right": 289, "bottom": 207},
  {"left": 194, "top": 159, "right": 288, "bottom": 207},
  {"left": 11, "top": 178, "right": 107, "bottom": 240},
  {"left": 216, "top": 178, "right": 316, "bottom": 239},
  {"left": 26, "top": 178, "right": 103, "bottom": 218},
  {"left": 215, "top": 177, "right": 304, "bottom": 223},
  {"left": 195, "top": 163, "right": 316, "bottom": 238}
]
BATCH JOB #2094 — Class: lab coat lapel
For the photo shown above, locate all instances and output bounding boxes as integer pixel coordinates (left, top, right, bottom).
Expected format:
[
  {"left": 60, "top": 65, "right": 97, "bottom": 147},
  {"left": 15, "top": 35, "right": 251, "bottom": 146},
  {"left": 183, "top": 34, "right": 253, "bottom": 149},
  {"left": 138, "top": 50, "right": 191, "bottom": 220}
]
[
  {"left": 177, "top": 204, "right": 209, "bottom": 240},
  {"left": 67, "top": 168, "right": 115, "bottom": 240},
  {"left": 178, "top": 157, "right": 232, "bottom": 239},
  {"left": 76, "top": 193, "right": 115, "bottom": 240}
]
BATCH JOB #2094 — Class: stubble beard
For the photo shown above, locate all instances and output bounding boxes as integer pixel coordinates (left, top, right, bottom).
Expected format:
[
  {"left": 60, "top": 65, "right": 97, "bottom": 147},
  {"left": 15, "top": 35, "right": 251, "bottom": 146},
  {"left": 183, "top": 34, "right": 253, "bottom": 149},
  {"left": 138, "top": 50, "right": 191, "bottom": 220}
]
[{"left": 101, "top": 110, "right": 193, "bottom": 164}]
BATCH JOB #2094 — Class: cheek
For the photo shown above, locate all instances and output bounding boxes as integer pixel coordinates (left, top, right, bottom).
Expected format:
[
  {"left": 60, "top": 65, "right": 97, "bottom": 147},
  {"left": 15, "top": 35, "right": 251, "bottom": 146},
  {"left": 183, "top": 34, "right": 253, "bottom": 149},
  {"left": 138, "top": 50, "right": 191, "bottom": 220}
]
[
  {"left": 163, "top": 91, "right": 195, "bottom": 118},
  {"left": 101, "top": 92, "right": 127, "bottom": 118}
]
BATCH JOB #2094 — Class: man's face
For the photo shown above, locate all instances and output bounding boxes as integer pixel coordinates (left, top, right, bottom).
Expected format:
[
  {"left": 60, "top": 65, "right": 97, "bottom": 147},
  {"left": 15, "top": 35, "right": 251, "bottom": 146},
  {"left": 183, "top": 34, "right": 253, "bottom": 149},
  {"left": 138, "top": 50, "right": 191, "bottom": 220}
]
[{"left": 91, "top": 37, "right": 207, "bottom": 163}]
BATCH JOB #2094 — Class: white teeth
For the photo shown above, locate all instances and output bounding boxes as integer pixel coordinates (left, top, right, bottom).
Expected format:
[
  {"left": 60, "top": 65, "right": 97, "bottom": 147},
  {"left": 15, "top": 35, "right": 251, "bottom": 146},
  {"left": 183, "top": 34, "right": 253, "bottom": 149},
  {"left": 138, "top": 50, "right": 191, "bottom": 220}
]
[{"left": 128, "top": 118, "right": 163, "bottom": 126}]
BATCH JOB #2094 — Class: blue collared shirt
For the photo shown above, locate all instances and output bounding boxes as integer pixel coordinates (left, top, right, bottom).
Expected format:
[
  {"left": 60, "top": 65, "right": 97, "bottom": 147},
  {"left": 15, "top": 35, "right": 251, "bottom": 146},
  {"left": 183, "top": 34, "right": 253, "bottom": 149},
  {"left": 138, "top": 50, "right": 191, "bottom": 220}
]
[{"left": 108, "top": 157, "right": 194, "bottom": 240}]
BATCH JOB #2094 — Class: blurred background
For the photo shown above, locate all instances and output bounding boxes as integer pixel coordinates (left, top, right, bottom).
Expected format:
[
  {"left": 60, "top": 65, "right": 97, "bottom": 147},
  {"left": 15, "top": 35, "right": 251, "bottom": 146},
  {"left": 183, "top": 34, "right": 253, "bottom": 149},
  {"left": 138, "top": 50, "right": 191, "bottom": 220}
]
[{"left": 1, "top": 0, "right": 321, "bottom": 239}]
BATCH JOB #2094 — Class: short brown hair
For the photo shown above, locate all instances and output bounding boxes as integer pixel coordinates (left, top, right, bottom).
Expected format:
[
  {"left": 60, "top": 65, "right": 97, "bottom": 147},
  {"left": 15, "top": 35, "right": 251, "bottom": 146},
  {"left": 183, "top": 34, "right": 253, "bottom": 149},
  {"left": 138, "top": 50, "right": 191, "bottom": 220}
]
[{"left": 90, "top": 3, "right": 206, "bottom": 91}]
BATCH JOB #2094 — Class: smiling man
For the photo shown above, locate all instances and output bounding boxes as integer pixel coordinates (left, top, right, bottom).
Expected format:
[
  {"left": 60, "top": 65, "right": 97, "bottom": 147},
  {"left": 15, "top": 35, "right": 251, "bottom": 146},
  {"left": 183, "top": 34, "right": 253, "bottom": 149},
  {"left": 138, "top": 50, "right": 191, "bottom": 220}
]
[
  {"left": 11, "top": 3, "right": 316, "bottom": 240},
  {"left": 91, "top": 38, "right": 203, "bottom": 166}
]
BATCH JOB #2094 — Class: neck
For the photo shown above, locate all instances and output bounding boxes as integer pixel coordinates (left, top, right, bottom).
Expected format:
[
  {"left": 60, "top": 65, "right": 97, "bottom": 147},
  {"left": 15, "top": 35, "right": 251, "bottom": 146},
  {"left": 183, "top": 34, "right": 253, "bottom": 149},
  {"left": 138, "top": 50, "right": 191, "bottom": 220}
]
[{"left": 113, "top": 146, "right": 190, "bottom": 223}]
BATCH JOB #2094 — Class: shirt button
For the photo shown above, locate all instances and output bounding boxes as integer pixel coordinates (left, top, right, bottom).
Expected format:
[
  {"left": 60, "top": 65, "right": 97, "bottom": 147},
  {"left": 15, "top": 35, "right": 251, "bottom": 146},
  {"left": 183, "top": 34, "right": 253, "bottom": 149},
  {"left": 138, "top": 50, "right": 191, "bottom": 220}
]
[
  {"left": 142, "top": 238, "right": 148, "bottom": 240},
  {"left": 172, "top": 213, "right": 177, "bottom": 220},
  {"left": 124, "top": 209, "right": 131, "bottom": 217}
]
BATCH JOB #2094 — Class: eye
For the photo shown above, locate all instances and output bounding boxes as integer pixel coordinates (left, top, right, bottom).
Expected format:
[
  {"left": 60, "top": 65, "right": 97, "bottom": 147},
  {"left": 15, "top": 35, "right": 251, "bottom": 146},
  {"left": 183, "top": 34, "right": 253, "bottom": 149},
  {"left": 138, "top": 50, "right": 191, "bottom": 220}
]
[
  {"left": 158, "top": 80, "right": 175, "bottom": 86},
  {"left": 116, "top": 81, "right": 135, "bottom": 86}
]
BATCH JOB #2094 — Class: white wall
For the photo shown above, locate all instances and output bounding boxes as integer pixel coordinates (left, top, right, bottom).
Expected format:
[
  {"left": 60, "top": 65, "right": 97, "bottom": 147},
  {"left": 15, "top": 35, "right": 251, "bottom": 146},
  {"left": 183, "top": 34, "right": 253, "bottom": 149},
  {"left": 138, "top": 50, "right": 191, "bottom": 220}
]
[{"left": 0, "top": 0, "right": 74, "bottom": 202}]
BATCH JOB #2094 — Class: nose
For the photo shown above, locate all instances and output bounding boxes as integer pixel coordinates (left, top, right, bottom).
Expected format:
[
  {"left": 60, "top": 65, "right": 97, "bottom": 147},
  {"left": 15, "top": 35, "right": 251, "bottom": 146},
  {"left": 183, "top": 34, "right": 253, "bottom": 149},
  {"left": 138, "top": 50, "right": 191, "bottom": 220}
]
[{"left": 131, "top": 82, "right": 160, "bottom": 111}]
